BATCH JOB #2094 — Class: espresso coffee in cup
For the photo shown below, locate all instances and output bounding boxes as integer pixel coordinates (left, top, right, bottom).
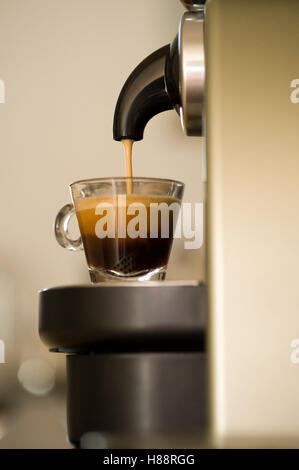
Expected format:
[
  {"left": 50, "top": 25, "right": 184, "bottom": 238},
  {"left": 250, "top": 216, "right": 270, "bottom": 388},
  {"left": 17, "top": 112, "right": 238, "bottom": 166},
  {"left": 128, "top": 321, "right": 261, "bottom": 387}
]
[
  {"left": 55, "top": 177, "right": 184, "bottom": 282},
  {"left": 55, "top": 140, "right": 184, "bottom": 282},
  {"left": 75, "top": 194, "right": 180, "bottom": 281}
]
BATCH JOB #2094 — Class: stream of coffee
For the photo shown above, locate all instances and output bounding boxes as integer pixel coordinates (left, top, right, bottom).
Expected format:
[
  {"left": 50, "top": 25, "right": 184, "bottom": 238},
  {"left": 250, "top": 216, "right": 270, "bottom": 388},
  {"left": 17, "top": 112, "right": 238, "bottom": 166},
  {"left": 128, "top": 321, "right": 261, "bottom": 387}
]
[{"left": 122, "top": 139, "right": 134, "bottom": 193}]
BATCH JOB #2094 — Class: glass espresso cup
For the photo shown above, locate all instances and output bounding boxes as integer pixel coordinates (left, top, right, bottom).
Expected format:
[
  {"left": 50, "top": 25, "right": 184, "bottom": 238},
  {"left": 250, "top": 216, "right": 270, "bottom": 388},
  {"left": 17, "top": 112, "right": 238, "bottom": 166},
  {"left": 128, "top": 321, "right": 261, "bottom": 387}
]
[{"left": 55, "top": 177, "right": 184, "bottom": 282}]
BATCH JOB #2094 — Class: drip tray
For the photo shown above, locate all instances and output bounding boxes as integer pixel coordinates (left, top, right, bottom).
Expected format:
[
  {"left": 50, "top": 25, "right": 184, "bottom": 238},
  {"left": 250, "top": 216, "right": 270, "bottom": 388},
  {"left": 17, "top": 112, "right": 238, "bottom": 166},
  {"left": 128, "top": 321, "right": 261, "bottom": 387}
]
[{"left": 39, "top": 281, "right": 206, "bottom": 353}]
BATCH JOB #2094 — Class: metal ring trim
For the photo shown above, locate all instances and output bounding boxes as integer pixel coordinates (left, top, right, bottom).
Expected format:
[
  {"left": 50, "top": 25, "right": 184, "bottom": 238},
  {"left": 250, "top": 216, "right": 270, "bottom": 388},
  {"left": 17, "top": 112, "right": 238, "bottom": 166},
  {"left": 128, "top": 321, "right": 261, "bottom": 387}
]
[{"left": 179, "top": 11, "right": 205, "bottom": 136}]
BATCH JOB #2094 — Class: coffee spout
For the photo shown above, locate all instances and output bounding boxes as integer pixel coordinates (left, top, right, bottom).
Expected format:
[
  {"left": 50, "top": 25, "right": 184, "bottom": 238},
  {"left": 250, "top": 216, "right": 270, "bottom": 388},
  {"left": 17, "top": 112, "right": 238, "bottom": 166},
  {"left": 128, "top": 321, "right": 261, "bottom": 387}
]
[{"left": 113, "top": 44, "right": 179, "bottom": 142}]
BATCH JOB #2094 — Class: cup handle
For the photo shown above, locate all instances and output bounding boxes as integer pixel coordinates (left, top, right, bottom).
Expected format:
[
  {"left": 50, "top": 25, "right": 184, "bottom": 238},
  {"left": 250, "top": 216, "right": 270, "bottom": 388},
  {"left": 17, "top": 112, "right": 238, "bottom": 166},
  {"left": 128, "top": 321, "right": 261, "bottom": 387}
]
[{"left": 55, "top": 203, "right": 83, "bottom": 251}]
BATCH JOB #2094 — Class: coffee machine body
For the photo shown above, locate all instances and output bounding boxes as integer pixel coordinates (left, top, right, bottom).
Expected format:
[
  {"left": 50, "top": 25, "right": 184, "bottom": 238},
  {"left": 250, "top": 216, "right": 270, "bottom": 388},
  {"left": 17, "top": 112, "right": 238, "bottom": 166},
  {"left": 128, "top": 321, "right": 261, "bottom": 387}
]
[{"left": 206, "top": 0, "right": 299, "bottom": 447}]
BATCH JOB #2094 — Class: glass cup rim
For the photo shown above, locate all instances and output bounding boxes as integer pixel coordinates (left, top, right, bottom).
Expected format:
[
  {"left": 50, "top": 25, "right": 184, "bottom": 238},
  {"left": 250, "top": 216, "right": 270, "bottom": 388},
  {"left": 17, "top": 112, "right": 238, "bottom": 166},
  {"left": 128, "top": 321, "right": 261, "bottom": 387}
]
[{"left": 70, "top": 176, "right": 185, "bottom": 188}]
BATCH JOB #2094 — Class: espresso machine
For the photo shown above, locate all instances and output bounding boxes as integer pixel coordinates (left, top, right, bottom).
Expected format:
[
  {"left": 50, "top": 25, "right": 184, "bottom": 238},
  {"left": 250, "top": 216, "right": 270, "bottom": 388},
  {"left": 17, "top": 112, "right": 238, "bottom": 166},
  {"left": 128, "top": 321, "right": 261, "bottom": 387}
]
[{"left": 39, "top": 0, "right": 299, "bottom": 448}]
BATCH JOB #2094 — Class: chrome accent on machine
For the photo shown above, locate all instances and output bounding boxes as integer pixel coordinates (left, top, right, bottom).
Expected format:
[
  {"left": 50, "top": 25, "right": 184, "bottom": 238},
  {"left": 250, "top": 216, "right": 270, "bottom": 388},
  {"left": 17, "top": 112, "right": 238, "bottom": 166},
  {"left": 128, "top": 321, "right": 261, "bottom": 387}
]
[{"left": 178, "top": 10, "right": 205, "bottom": 136}]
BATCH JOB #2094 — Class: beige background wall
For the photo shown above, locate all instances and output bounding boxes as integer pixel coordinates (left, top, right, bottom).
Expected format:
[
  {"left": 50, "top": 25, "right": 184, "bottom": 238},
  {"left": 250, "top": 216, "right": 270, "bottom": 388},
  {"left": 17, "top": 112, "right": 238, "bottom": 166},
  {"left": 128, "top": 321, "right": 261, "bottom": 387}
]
[{"left": 0, "top": 0, "right": 204, "bottom": 447}]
